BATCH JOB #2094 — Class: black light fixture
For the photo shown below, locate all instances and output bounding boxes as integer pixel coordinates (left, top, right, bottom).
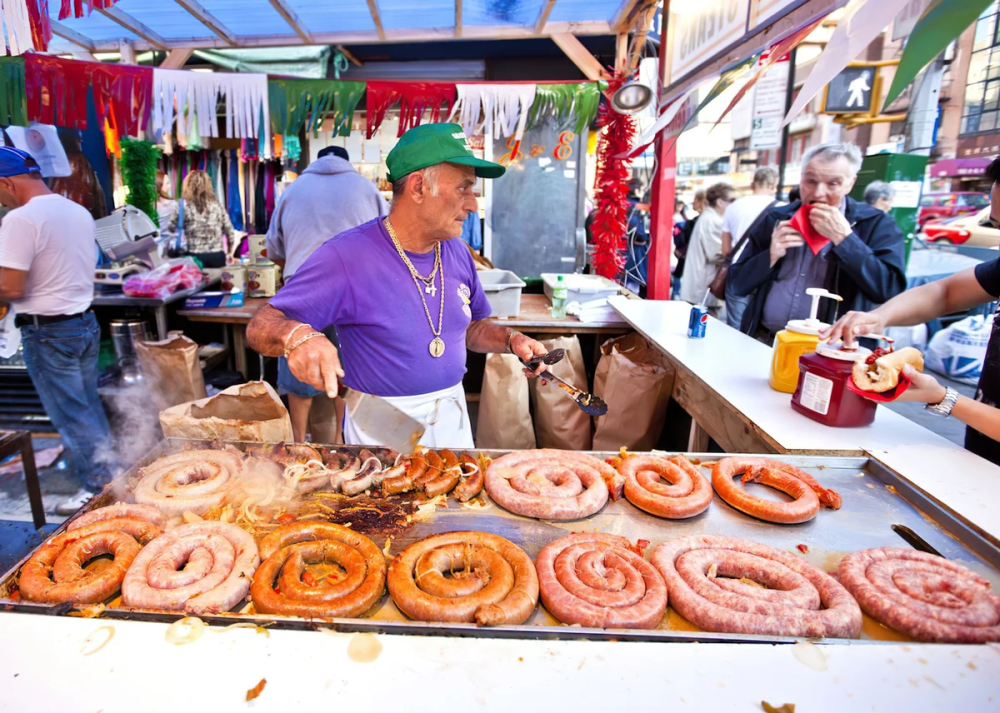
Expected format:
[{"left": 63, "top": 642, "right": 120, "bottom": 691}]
[{"left": 611, "top": 79, "right": 654, "bottom": 114}]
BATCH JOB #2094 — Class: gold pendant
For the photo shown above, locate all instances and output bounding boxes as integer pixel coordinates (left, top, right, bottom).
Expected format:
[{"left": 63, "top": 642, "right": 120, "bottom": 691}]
[{"left": 429, "top": 337, "right": 445, "bottom": 358}]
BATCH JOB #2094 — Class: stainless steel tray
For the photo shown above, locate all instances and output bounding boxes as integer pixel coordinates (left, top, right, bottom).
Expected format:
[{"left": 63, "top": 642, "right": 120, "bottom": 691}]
[{"left": 3, "top": 438, "right": 999, "bottom": 645}]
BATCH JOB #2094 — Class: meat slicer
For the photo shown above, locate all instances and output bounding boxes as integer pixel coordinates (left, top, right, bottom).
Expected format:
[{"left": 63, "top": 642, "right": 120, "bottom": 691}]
[{"left": 93, "top": 206, "right": 164, "bottom": 285}]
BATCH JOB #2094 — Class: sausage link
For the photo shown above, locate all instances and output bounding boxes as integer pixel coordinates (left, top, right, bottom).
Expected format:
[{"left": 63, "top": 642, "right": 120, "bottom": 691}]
[
  {"left": 453, "top": 455, "right": 483, "bottom": 502},
  {"left": 711, "top": 457, "right": 840, "bottom": 524},
  {"left": 484, "top": 449, "right": 610, "bottom": 520},
  {"left": 651, "top": 535, "right": 861, "bottom": 638},
  {"left": 619, "top": 454, "right": 713, "bottom": 519},
  {"left": 839, "top": 548, "right": 1000, "bottom": 643},
  {"left": 536, "top": 533, "right": 667, "bottom": 629},
  {"left": 251, "top": 523, "right": 386, "bottom": 619},
  {"left": 388, "top": 531, "right": 538, "bottom": 626}
]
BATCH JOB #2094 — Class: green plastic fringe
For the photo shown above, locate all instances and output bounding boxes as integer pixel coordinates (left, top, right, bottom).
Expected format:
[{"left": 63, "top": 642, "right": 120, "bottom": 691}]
[
  {"left": 120, "top": 137, "right": 162, "bottom": 227},
  {"left": 527, "top": 82, "right": 602, "bottom": 135},
  {"left": 268, "top": 78, "right": 366, "bottom": 137},
  {"left": 0, "top": 57, "right": 28, "bottom": 126}
]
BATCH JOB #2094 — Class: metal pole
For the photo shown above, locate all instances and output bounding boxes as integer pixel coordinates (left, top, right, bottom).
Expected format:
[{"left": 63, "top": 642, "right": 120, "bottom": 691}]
[
  {"left": 647, "top": 0, "right": 676, "bottom": 300},
  {"left": 777, "top": 47, "right": 798, "bottom": 196}
]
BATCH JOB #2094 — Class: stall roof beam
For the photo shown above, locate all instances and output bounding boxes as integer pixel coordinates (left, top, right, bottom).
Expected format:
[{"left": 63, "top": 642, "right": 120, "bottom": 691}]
[
  {"left": 366, "top": 0, "right": 387, "bottom": 42},
  {"left": 268, "top": 0, "right": 313, "bottom": 44},
  {"left": 97, "top": 7, "right": 168, "bottom": 50},
  {"left": 50, "top": 19, "right": 96, "bottom": 51},
  {"left": 52, "top": 21, "right": 615, "bottom": 52},
  {"left": 551, "top": 32, "right": 608, "bottom": 81},
  {"left": 174, "top": 0, "right": 237, "bottom": 46},
  {"left": 535, "top": 0, "right": 558, "bottom": 34},
  {"left": 160, "top": 48, "right": 195, "bottom": 69},
  {"left": 611, "top": 0, "right": 645, "bottom": 33}
]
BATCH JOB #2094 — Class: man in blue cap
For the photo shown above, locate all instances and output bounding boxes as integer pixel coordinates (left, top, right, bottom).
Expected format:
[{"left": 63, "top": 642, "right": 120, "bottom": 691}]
[
  {"left": 248, "top": 123, "right": 549, "bottom": 447},
  {"left": 0, "top": 146, "right": 113, "bottom": 514}
]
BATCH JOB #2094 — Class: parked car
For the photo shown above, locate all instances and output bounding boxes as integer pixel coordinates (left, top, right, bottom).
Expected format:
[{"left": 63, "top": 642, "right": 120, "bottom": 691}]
[
  {"left": 918, "top": 192, "right": 990, "bottom": 227},
  {"left": 921, "top": 207, "right": 1000, "bottom": 247}
]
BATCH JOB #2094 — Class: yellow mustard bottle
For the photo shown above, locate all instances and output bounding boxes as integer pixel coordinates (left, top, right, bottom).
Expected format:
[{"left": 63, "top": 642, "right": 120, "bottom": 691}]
[{"left": 769, "top": 288, "right": 842, "bottom": 393}]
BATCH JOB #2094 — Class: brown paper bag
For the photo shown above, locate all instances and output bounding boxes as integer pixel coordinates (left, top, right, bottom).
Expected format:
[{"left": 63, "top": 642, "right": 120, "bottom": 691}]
[
  {"left": 159, "top": 381, "right": 293, "bottom": 442},
  {"left": 592, "top": 333, "right": 675, "bottom": 451},
  {"left": 477, "top": 353, "right": 536, "bottom": 450},
  {"left": 530, "top": 336, "right": 592, "bottom": 451},
  {"left": 136, "top": 335, "right": 207, "bottom": 410}
]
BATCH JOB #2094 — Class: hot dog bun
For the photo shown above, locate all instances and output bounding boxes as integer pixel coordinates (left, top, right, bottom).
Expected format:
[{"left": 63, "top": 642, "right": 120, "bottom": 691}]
[{"left": 851, "top": 347, "right": 924, "bottom": 393}]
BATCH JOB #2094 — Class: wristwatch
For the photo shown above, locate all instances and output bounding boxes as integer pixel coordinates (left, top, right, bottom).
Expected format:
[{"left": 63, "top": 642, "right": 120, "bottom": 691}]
[{"left": 925, "top": 387, "right": 960, "bottom": 417}]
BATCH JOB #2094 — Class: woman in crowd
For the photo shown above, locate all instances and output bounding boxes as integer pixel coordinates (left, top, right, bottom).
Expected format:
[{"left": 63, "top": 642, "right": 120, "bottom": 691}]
[
  {"left": 679, "top": 182, "right": 733, "bottom": 316},
  {"left": 168, "top": 170, "right": 234, "bottom": 268}
]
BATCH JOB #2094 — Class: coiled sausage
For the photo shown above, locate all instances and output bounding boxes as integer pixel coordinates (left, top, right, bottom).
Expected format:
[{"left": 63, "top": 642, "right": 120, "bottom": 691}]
[
  {"left": 388, "top": 531, "right": 538, "bottom": 626},
  {"left": 711, "top": 457, "right": 841, "bottom": 524},
  {"left": 839, "top": 548, "right": 1000, "bottom": 643},
  {"left": 651, "top": 535, "right": 861, "bottom": 638},
  {"left": 121, "top": 521, "right": 259, "bottom": 614},
  {"left": 485, "top": 449, "right": 611, "bottom": 520},
  {"left": 536, "top": 533, "right": 667, "bottom": 629},
  {"left": 619, "top": 453, "right": 713, "bottom": 519}
]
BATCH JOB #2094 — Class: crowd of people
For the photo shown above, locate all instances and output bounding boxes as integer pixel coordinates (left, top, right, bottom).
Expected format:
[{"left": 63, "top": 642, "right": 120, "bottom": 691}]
[{"left": 671, "top": 142, "right": 1000, "bottom": 466}]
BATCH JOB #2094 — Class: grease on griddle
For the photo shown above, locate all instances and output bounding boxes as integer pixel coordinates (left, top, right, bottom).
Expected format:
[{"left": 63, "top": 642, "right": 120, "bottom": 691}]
[{"left": 302, "top": 492, "right": 421, "bottom": 536}]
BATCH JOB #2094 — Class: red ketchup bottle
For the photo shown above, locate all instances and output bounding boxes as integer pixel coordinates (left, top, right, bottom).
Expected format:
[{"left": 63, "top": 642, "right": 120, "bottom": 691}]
[{"left": 791, "top": 342, "right": 878, "bottom": 427}]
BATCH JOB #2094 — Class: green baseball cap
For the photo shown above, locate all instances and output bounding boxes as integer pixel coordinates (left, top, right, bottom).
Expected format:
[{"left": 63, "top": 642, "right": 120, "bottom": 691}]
[{"left": 386, "top": 123, "right": 505, "bottom": 183}]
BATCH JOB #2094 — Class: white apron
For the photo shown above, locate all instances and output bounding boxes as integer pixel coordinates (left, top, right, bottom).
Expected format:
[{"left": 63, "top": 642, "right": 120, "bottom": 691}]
[{"left": 342, "top": 381, "right": 474, "bottom": 449}]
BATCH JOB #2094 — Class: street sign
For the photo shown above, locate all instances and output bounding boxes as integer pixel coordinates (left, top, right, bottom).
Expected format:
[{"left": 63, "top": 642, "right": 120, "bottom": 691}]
[
  {"left": 823, "top": 67, "right": 876, "bottom": 114},
  {"left": 750, "top": 53, "right": 790, "bottom": 150}
]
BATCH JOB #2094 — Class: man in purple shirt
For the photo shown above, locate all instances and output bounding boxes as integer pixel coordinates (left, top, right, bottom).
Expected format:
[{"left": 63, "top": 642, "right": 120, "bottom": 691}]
[{"left": 247, "top": 123, "right": 548, "bottom": 447}]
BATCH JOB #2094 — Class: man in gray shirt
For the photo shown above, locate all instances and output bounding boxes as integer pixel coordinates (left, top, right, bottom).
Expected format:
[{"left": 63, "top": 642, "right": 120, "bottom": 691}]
[
  {"left": 266, "top": 146, "right": 389, "bottom": 442},
  {"left": 729, "top": 143, "right": 906, "bottom": 341}
]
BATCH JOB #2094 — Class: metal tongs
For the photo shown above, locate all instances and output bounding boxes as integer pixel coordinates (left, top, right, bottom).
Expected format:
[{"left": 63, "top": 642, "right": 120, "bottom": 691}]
[{"left": 519, "top": 348, "right": 609, "bottom": 417}]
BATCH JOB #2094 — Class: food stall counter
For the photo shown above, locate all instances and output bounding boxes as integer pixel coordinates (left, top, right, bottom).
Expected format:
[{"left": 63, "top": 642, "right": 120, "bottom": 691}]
[{"left": 2, "top": 611, "right": 995, "bottom": 712}]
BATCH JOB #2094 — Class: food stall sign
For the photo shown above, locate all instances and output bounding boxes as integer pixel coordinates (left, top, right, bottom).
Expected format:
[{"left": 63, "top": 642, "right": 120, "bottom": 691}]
[
  {"left": 668, "top": 0, "right": 751, "bottom": 85},
  {"left": 749, "top": 0, "right": 800, "bottom": 31}
]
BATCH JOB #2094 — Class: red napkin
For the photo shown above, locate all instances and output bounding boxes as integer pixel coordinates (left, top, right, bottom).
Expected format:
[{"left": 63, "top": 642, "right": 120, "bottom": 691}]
[
  {"left": 789, "top": 204, "right": 830, "bottom": 255},
  {"left": 847, "top": 370, "right": 914, "bottom": 402}
]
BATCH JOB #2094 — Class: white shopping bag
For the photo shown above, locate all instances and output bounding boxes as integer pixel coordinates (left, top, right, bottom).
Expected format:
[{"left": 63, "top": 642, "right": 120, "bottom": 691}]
[
  {"left": 0, "top": 306, "right": 21, "bottom": 359},
  {"left": 925, "top": 314, "right": 994, "bottom": 385}
]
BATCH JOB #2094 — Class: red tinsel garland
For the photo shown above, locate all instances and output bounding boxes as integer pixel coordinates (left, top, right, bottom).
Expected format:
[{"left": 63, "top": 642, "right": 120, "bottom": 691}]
[
  {"left": 591, "top": 76, "right": 637, "bottom": 280},
  {"left": 365, "top": 81, "right": 456, "bottom": 139},
  {"left": 25, "top": 54, "right": 152, "bottom": 137}
]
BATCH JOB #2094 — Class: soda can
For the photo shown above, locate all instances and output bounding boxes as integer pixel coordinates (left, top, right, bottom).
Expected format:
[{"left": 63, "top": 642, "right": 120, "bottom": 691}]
[{"left": 687, "top": 305, "right": 709, "bottom": 338}]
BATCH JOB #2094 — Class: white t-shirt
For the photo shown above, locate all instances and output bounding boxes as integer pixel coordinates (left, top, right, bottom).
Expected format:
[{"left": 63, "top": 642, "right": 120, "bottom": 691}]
[
  {"left": 722, "top": 194, "right": 777, "bottom": 262},
  {"left": 0, "top": 194, "right": 96, "bottom": 315}
]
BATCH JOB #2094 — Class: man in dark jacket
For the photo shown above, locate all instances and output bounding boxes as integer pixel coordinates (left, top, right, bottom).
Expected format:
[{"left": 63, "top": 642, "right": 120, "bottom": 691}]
[{"left": 729, "top": 143, "right": 906, "bottom": 341}]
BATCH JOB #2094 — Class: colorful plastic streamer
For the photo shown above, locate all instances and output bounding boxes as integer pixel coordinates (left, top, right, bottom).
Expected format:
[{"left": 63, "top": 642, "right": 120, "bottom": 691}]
[
  {"left": 527, "top": 82, "right": 602, "bottom": 135},
  {"left": 365, "top": 81, "right": 456, "bottom": 139},
  {"left": 0, "top": 57, "right": 28, "bottom": 126},
  {"left": 25, "top": 54, "right": 152, "bottom": 136},
  {"left": 58, "top": 0, "right": 118, "bottom": 20},
  {"left": 268, "top": 78, "right": 365, "bottom": 138}
]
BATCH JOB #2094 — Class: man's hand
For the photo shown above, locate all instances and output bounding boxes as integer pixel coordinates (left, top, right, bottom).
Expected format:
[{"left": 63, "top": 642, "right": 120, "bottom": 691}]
[
  {"left": 286, "top": 335, "right": 345, "bottom": 397},
  {"left": 821, "top": 310, "right": 887, "bottom": 348},
  {"left": 809, "top": 203, "right": 852, "bottom": 245},
  {"left": 510, "top": 333, "right": 550, "bottom": 378},
  {"left": 770, "top": 220, "right": 804, "bottom": 267},
  {"left": 893, "top": 365, "right": 947, "bottom": 405}
]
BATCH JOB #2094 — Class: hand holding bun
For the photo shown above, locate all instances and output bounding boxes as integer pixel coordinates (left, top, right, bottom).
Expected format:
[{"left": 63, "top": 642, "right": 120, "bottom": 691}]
[{"left": 851, "top": 347, "right": 924, "bottom": 393}]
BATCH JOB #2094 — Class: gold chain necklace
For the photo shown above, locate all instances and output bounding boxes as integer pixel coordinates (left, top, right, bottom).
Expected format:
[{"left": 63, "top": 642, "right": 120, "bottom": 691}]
[{"left": 384, "top": 219, "right": 446, "bottom": 357}]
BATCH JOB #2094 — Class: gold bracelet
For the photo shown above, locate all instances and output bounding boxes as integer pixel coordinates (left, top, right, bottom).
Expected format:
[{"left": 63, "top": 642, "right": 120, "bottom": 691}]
[
  {"left": 506, "top": 329, "right": 520, "bottom": 354},
  {"left": 284, "top": 331, "right": 324, "bottom": 358},
  {"left": 283, "top": 323, "right": 311, "bottom": 354}
]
